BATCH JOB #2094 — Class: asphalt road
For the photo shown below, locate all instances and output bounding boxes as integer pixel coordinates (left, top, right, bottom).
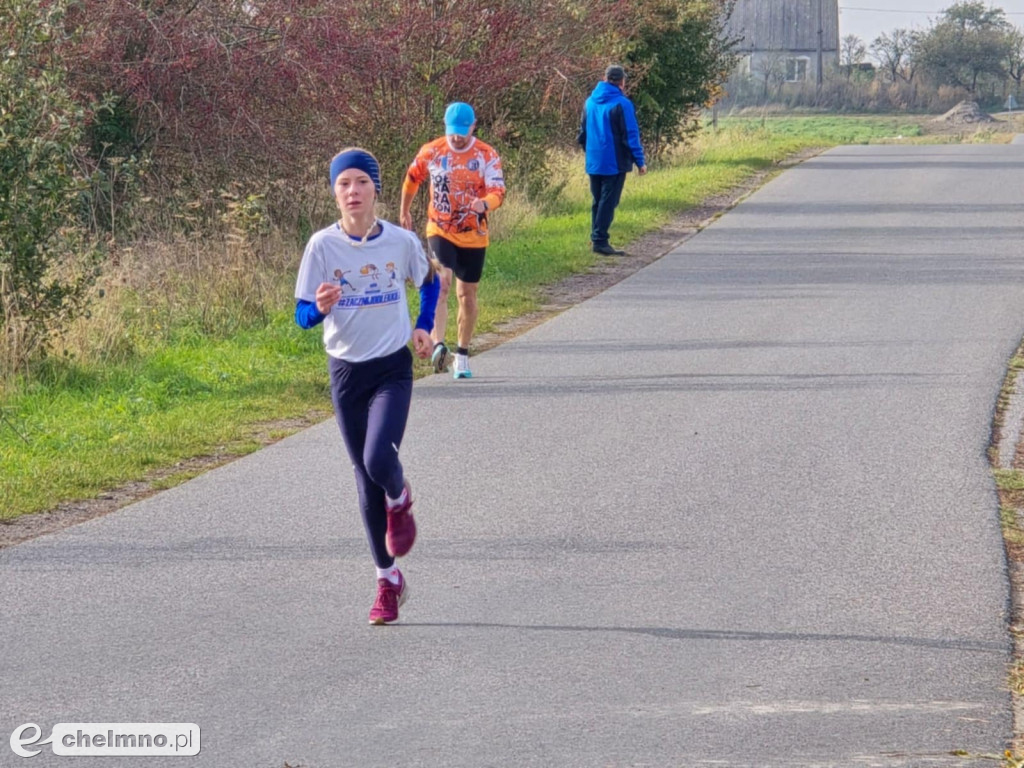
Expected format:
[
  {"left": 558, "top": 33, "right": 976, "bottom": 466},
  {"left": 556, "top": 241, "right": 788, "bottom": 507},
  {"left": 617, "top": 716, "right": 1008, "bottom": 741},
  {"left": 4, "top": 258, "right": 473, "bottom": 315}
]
[{"left": 4, "top": 144, "right": 1024, "bottom": 767}]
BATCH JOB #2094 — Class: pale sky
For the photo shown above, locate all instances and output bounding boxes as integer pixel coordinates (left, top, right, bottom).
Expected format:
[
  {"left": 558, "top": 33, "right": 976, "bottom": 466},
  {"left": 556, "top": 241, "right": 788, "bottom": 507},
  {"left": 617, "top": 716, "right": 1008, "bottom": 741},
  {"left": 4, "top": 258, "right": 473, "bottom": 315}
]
[{"left": 839, "top": 1, "right": 1024, "bottom": 46}]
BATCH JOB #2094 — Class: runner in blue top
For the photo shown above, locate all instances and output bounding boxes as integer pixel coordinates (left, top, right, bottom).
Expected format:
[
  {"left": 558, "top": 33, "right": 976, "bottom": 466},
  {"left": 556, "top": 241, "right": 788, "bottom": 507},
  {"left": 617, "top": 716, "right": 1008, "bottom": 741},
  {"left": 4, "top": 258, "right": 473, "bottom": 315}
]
[
  {"left": 577, "top": 64, "right": 648, "bottom": 256},
  {"left": 294, "top": 147, "right": 440, "bottom": 625}
]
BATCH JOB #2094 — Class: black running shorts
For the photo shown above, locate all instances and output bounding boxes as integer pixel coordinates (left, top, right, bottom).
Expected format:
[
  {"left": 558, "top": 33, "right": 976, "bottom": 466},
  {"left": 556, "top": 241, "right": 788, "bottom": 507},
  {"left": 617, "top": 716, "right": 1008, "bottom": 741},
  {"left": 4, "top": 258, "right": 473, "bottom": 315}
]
[{"left": 427, "top": 236, "right": 486, "bottom": 284}]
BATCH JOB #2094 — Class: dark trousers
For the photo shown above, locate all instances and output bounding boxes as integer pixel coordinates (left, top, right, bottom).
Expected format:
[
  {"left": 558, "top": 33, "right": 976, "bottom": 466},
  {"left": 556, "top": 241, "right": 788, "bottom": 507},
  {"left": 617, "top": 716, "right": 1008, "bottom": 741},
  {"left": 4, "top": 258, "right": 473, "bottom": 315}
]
[
  {"left": 328, "top": 346, "right": 413, "bottom": 568},
  {"left": 589, "top": 172, "right": 627, "bottom": 246}
]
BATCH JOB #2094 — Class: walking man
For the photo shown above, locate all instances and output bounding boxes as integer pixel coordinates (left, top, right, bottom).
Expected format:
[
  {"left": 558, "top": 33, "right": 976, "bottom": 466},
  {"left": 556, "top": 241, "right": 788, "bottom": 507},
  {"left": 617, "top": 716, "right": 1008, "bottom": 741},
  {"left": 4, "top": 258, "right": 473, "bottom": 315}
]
[
  {"left": 577, "top": 64, "right": 647, "bottom": 256},
  {"left": 400, "top": 101, "right": 506, "bottom": 380}
]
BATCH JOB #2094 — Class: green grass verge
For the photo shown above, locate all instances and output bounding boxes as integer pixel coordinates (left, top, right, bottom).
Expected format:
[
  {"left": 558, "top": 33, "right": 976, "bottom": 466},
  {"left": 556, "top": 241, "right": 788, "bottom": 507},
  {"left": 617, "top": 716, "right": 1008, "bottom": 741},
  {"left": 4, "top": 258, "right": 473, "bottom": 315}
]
[
  {"left": 715, "top": 114, "right": 926, "bottom": 144},
  {"left": 1, "top": 322, "right": 329, "bottom": 519},
  {"left": 0, "top": 115, "right": 942, "bottom": 521}
]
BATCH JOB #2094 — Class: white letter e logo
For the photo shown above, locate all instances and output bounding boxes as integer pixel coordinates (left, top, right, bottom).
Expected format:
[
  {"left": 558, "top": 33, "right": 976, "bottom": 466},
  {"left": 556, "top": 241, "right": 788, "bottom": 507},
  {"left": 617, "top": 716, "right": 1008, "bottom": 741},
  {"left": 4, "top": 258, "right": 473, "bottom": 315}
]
[{"left": 10, "top": 724, "right": 50, "bottom": 758}]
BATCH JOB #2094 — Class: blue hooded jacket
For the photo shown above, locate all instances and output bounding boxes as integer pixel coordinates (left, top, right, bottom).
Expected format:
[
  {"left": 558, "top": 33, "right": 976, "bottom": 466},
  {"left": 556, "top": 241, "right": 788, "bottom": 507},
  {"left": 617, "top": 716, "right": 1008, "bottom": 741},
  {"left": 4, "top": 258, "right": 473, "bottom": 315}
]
[{"left": 576, "top": 81, "right": 646, "bottom": 176}]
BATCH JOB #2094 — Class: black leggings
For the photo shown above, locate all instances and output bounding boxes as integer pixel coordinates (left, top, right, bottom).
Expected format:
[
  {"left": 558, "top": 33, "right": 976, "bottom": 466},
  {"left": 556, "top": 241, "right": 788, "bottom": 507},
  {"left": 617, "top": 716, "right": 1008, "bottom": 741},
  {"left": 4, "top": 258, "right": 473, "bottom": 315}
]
[{"left": 328, "top": 346, "right": 413, "bottom": 568}]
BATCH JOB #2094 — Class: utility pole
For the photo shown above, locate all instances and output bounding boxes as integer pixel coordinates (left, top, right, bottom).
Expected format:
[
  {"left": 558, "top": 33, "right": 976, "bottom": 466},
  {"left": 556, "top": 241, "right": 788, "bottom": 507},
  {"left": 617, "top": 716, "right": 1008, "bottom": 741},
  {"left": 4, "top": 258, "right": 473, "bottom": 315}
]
[{"left": 816, "top": 0, "right": 824, "bottom": 89}]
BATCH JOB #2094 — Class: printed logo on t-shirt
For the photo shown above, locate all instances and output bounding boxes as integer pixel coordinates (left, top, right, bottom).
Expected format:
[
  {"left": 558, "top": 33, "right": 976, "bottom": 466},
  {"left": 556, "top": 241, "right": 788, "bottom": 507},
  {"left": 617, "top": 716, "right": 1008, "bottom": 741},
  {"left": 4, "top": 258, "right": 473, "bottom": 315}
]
[
  {"left": 432, "top": 172, "right": 452, "bottom": 215},
  {"left": 332, "top": 265, "right": 400, "bottom": 309}
]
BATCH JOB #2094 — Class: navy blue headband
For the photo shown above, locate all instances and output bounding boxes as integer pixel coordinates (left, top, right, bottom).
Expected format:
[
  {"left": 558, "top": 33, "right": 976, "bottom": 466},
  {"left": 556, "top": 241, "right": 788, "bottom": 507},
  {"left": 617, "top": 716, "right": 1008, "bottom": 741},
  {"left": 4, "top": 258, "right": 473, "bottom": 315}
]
[{"left": 329, "top": 150, "right": 381, "bottom": 194}]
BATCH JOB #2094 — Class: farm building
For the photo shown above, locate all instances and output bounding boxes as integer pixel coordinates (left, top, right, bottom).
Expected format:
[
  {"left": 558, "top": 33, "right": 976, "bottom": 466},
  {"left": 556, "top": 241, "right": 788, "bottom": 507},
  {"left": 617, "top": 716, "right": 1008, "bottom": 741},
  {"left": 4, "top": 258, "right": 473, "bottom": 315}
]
[{"left": 726, "top": 0, "right": 840, "bottom": 85}]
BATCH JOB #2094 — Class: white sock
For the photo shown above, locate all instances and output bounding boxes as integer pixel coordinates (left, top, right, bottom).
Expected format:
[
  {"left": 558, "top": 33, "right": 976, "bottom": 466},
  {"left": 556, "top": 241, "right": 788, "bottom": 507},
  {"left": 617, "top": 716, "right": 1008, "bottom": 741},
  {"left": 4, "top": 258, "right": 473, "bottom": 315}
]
[
  {"left": 386, "top": 486, "right": 408, "bottom": 510},
  {"left": 376, "top": 565, "right": 401, "bottom": 585}
]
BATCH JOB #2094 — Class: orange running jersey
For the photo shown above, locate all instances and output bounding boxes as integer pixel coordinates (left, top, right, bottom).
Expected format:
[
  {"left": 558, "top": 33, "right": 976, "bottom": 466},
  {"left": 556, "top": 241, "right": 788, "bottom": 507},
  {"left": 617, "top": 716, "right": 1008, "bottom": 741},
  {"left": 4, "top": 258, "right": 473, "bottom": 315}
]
[{"left": 402, "top": 136, "right": 506, "bottom": 249}]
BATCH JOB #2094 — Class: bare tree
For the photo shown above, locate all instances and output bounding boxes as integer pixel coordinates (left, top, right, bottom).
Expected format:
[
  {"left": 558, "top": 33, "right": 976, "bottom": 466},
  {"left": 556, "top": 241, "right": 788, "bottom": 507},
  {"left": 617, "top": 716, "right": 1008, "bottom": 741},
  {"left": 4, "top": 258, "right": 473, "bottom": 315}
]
[
  {"left": 870, "top": 28, "right": 917, "bottom": 83},
  {"left": 753, "top": 50, "right": 787, "bottom": 101},
  {"left": 840, "top": 33, "right": 866, "bottom": 79}
]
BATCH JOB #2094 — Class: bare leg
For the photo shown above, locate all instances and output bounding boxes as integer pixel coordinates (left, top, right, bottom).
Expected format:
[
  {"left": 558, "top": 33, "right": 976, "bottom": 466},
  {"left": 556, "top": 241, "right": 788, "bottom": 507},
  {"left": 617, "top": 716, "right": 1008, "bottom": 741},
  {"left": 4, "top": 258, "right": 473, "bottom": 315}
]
[
  {"left": 456, "top": 279, "right": 479, "bottom": 350},
  {"left": 431, "top": 267, "right": 453, "bottom": 346}
]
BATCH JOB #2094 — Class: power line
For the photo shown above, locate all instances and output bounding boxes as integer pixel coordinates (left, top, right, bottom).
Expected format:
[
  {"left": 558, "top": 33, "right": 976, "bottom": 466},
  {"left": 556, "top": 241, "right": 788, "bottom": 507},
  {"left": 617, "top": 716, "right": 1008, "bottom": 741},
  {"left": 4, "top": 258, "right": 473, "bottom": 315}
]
[
  {"left": 840, "top": 5, "right": 937, "bottom": 10},
  {"left": 839, "top": 5, "right": 1024, "bottom": 13}
]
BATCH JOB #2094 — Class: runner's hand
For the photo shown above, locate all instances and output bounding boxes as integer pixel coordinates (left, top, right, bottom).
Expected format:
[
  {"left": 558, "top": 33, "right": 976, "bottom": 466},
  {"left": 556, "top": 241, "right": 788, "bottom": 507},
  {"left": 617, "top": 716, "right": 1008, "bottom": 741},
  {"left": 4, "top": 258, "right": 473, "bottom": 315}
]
[
  {"left": 315, "top": 282, "right": 341, "bottom": 314},
  {"left": 412, "top": 329, "right": 432, "bottom": 358}
]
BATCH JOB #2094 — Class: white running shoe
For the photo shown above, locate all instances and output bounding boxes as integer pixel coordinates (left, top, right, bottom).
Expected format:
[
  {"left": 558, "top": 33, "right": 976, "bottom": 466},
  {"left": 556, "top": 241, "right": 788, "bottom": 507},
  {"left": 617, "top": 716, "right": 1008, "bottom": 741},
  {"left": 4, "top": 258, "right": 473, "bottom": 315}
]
[{"left": 453, "top": 353, "right": 472, "bottom": 380}]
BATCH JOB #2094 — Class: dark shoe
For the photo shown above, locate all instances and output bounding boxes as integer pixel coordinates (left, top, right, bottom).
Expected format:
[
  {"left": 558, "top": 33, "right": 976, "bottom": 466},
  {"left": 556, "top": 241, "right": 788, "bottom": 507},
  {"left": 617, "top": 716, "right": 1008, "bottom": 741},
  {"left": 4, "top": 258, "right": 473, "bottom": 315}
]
[
  {"left": 430, "top": 342, "right": 450, "bottom": 373},
  {"left": 593, "top": 243, "right": 625, "bottom": 256},
  {"left": 385, "top": 481, "right": 416, "bottom": 557},
  {"left": 369, "top": 570, "right": 407, "bottom": 625}
]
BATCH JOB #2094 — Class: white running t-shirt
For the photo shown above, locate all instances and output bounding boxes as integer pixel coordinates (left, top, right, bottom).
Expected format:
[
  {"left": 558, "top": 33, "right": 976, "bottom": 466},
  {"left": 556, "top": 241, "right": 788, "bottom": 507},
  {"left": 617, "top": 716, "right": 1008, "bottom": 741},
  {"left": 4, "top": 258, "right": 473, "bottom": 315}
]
[{"left": 295, "top": 220, "right": 431, "bottom": 362}]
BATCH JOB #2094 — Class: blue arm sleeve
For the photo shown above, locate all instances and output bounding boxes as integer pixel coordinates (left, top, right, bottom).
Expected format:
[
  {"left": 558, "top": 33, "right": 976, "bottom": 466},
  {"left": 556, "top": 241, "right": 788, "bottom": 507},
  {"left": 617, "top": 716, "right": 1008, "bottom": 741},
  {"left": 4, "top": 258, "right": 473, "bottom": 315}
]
[
  {"left": 415, "top": 273, "right": 440, "bottom": 333},
  {"left": 624, "top": 102, "right": 646, "bottom": 168},
  {"left": 295, "top": 299, "right": 326, "bottom": 329}
]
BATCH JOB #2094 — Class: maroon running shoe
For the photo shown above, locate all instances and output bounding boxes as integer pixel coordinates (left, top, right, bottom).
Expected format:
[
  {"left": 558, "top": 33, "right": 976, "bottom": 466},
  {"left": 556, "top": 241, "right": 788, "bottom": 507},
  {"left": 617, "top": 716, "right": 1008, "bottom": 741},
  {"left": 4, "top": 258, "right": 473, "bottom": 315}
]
[
  {"left": 369, "top": 570, "right": 407, "bottom": 625},
  {"left": 385, "top": 481, "right": 416, "bottom": 557}
]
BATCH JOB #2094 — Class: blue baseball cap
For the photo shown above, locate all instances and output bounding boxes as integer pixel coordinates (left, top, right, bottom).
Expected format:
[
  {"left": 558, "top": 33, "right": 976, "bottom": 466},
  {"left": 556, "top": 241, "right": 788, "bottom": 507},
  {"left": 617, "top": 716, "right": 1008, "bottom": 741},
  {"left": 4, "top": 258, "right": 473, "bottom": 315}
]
[{"left": 444, "top": 102, "right": 476, "bottom": 137}]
